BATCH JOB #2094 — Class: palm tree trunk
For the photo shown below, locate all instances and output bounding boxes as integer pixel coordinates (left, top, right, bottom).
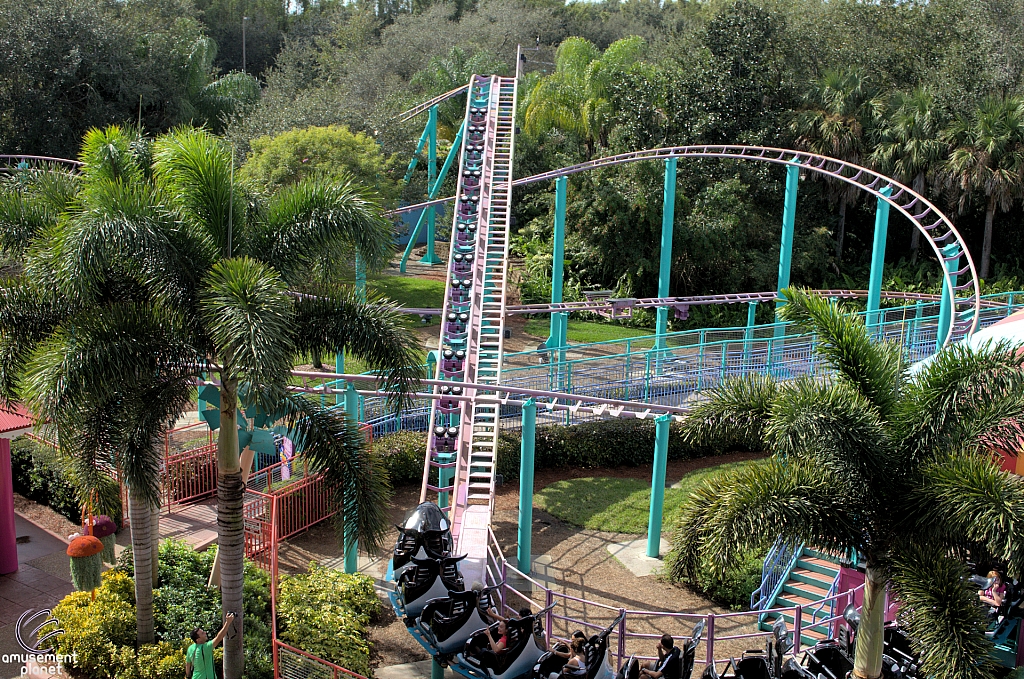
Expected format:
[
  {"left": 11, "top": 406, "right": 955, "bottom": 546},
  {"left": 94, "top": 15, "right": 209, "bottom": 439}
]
[
  {"left": 835, "top": 195, "right": 848, "bottom": 262},
  {"left": 128, "top": 489, "right": 154, "bottom": 644},
  {"left": 909, "top": 173, "right": 924, "bottom": 263},
  {"left": 852, "top": 565, "right": 886, "bottom": 679},
  {"left": 218, "top": 375, "right": 245, "bottom": 679},
  {"left": 150, "top": 500, "right": 160, "bottom": 585},
  {"left": 981, "top": 193, "right": 996, "bottom": 279}
]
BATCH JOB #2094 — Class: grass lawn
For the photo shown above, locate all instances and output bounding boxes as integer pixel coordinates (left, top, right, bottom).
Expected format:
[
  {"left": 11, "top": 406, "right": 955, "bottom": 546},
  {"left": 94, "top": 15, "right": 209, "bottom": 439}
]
[
  {"left": 369, "top": 275, "right": 445, "bottom": 309},
  {"left": 534, "top": 459, "right": 762, "bottom": 534},
  {"left": 523, "top": 318, "right": 655, "bottom": 344}
]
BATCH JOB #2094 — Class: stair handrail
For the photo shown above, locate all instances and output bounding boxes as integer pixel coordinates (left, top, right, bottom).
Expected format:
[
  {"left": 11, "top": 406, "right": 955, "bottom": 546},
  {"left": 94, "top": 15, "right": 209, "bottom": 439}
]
[
  {"left": 752, "top": 537, "right": 804, "bottom": 615},
  {"left": 810, "top": 570, "right": 842, "bottom": 626}
]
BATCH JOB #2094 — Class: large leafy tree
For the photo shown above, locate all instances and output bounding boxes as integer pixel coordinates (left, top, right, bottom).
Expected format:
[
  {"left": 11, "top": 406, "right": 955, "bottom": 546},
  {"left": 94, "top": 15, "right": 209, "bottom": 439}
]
[
  {"left": 671, "top": 289, "right": 1024, "bottom": 679},
  {"left": 943, "top": 94, "right": 1024, "bottom": 280},
  {"left": 0, "top": 126, "right": 420, "bottom": 675},
  {"left": 791, "top": 70, "right": 876, "bottom": 264},
  {"left": 870, "top": 88, "right": 947, "bottom": 263}
]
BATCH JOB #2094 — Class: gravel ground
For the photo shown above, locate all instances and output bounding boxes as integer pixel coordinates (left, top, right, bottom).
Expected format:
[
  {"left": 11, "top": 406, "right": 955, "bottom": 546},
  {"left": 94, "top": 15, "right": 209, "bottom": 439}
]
[{"left": 282, "top": 452, "right": 768, "bottom": 674}]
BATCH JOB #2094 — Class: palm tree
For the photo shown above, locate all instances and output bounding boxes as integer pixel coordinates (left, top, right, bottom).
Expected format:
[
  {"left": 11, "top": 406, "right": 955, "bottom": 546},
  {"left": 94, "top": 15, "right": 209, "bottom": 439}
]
[
  {"left": 522, "top": 36, "right": 647, "bottom": 156},
  {"left": 870, "top": 88, "right": 947, "bottom": 263},
  {"left": 411, "top": 46, "right": 509, "bottom": 137},
  {"left": 790, "top": 70, "right": 875, "bottom": 263},
  {"left": 671, "top": 289, "right": 1024, "bottom": 679},
  {"left": 943, "top": 94, "right": 1024, "bottom": 280},
  {"left": 0, "top": 126, "right": 421, "bottom": 675},
  {"left": 0, "top": 127, "right": 198, "bottom": 643}
]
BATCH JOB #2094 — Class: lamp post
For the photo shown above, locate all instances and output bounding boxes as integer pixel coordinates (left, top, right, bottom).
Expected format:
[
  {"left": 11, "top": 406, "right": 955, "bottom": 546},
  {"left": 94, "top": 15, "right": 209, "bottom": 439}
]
[{"left": 242, "top": 16, "right": 249, "bottom": 74}]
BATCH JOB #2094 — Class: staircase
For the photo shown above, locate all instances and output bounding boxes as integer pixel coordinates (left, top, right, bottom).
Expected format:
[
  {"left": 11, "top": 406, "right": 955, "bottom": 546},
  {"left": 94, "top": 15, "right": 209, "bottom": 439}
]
[
  {"left": 419, "top": 74, "right": 518, "bottom": 585},
  {"left": 757, "top": 546, "right": 842, "bottom": 648}
]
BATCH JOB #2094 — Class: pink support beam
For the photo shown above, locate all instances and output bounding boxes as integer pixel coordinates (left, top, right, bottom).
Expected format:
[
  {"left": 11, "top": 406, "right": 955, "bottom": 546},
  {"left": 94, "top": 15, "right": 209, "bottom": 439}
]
[{"left": 0, "top": 405, "right": 34, "bottom": 574}]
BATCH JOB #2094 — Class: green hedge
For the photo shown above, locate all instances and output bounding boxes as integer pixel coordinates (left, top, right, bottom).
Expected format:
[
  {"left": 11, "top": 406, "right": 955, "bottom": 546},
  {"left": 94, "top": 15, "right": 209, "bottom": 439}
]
[
  {"left": 375, "top": 419, "right": 743, "bottom": 486},
  {"left": 10, "top": 435, "right": 123, "bottom": 524}
]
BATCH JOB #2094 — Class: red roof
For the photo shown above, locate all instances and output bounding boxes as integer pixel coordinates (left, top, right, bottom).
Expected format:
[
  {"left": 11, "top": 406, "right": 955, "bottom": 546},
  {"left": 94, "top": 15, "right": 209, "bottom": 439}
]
[{"left": 0, "top": 403, "right": 34, "bottom": 435}]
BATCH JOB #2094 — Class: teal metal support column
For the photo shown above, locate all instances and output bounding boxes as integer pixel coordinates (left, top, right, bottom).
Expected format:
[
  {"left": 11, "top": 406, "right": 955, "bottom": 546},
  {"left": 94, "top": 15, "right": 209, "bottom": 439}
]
[
  {"left": 776, "top": 160, "right": 800, "bottom": 312},
  {"left": 344, "top": 381, "right": 360, "bottom": 573},
  {"left": 866, "top": 187, "right": 892, "bottom": 333},
  {"left": 517, "top": 398, "right": 537, "bottom": 574},
  {"left": 355, "top": 251, "right": 366, "bottom": 303},
  {"left": 547, "top": 177, "right": 567, "bottom": 348},
  {"left": 936, "top": 242, "right": 961, "bottom": 351},
  {"left": 646, "top": 414, "right": 671, "bottom": 558},
  {"left": 743, "top": 302, "right": 757, "bottom": 364},
  {"left": 655, "top": 158, "right": 678, "bottom": 353},
  {"left": 431, "top": 660, "right": 444, "bottom": 679},
  {"left": 772, "top": 160, "right": 801, "bottom": 370},
  {"left": 421, "top": 106, "right": 441, "bottom": 265},
  {"left": 335, "top": 352, "right": 344, "bottom": 405},
  {"left": 403, "top": 123, "right": 431, "bottom": 184},
  {"left": 400, "top": 120, "right": 465, "bottom": 272}
]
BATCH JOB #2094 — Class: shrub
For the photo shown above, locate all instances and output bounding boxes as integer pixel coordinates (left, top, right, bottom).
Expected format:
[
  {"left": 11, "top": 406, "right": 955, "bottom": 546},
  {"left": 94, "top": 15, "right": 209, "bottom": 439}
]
[
  {"left": 10, "top": 435, "right": 122, "bottom": 523},
  {"left": 49, "top": 571, "right": 140, "bottom": 677},
  {"left": 681, "top": 548, "right": 765, "bottom": 611},
  {"left": 277, "top": 563, "right": 380, "bottom": 677},
  {"left": 375, "top": 431, "right": 428, "bottom": 485},
  {"left": 496, "top": 419, "right": 732, "bottom": 481}
]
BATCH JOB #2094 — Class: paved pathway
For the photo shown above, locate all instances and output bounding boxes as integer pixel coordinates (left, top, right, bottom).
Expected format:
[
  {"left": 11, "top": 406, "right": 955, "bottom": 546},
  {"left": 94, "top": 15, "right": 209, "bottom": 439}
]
[{"left": 0, "top": 516, "right": 74, "bottom": 679}]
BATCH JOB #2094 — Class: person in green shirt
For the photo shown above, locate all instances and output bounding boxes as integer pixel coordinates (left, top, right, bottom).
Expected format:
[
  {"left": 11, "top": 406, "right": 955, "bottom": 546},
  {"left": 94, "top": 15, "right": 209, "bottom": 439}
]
[{"left": 185, "top": 612, "right": 235, "bottom": 679}]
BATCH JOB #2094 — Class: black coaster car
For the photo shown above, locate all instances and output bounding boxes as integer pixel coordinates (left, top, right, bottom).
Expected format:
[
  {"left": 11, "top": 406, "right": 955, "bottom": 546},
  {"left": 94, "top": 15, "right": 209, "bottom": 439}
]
[
  {"left": 396, "top": 554, "right": 466, "bottom": 621},
  {"left": 456, "top": 609, "right": 552, "bottom": 679},
  {"left": 394, "top": 502, "right": 455, "bottom": 570},
  {"left": 535, "top": 612, "right": 627, "bottom": 679},
  {"left": 701, "top": 619, "right": 791, "bottom": 679},
  {"left": 418, "top": 584, "right": 503, "bottom": 658}
]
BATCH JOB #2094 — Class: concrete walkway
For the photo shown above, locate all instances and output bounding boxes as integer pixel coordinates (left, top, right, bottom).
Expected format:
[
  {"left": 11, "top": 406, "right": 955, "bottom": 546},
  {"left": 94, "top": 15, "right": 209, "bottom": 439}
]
[{"left": 0, "top": 516, "right": 75, "bottom": 679}]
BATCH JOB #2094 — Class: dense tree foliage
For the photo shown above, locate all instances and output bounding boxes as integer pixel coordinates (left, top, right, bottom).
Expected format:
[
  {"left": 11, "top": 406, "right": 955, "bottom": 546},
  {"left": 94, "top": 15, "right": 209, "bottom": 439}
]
[{"left": 6, "top": 0, "right": 1024, "bottom": 324}]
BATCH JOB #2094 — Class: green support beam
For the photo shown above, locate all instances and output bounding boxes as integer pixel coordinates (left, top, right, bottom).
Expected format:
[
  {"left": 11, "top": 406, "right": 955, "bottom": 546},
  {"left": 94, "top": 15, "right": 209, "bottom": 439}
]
[
  {"left": 400, "top": 119, "right": 466, "bottom": 272},
  {"left": 421, "top": 106, "right": 441, "bottom": 265},
  {"left": 344, "top": 381, "right": 360, "bottom": 574},
  {"left": 866, "top": 187, "right": 892, "bottom": 333},
  {"left": 937, "top": 242, "right": 960, "bottom": 351},
  {"left": 655, "top": 158, "right": 678, "bottom": 353},
  {"left": 743, "top": 302, "right": 757, "bottom": 364},
  {"left": 772, "top": 160, "right": 801, "bottom": 369},
  {"left": 547, "top": 177, "right": 567, "bottom": 349},
  {"left": 517, "top": 398, "right": 537, "bottom": 574},
  {"left": 646, "top": 414, "right": 671, "bottom": 558}
]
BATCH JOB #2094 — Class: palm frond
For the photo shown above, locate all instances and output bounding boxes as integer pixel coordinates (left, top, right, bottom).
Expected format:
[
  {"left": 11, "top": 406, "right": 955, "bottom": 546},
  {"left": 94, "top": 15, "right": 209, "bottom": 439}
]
[
  {"left": 897, "top": 341, "right": 1024, "bottom": 464},
  {"left": 19, "top": 302, "right": 199, "bottom": 430},
  {"left": 290, "top": 283, "right": 421, "bottom": 411},
  {"left": 680, "top": 374, "right": 778, "bottom": 451},
  {"left": 267, "top": 390, "right": 391, "bottom": 551},
  {"left": 910, "top": 451, "right": 1024, "bottom": 576},
  {"left": 779, "top": 288, "right": 902, "bottom": 418},
  {"left": 152, "top": 127, "right": 242, "bottom": 258},
  {"left": 0, "top": 169, "right": 78, "bottom": 258},
  {"left": 670, "top": 458, "right": 858, "bottom": 582},
  {"left": 246, "top": 177, "right": 393, "bottom": 282},
  {"left": 889, "top": 544, "right": 997, "bottom": 679},
  {"left": 199, "top": 257, "right": 295, "bottom": 386},
  {"left": 0, "top": 280, "right": 71, "bottom": 402},
  {"left": 767, "top": 378, "right": 895, "bottom": 489},
  {"left": 78, "top": 126, "right": 146, "bottom": 186}
]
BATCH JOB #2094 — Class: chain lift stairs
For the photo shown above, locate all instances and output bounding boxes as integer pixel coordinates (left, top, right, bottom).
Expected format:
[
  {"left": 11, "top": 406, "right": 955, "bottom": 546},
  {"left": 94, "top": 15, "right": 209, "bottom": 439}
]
[{"left": 418, "top": 74, "right": 518, "bottom": 586}]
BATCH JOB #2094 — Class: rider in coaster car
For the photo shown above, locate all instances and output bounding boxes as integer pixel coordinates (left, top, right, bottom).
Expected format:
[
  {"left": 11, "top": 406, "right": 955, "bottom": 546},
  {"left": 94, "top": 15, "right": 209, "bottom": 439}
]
[
  {"left": 549, "top": 631, "right": 587, "bottom": 660},
  {"left": 487, "top": 620, "right": 510, "bottom": 656},
  {"left": 640, "top": 635, "right": 681, "bottom": 679},
  {"left": 557, "top": 637, "right": 588, "bottom": 678},
  {"left": 979, "top": 570, "right": 1006, "bottom": 615}
]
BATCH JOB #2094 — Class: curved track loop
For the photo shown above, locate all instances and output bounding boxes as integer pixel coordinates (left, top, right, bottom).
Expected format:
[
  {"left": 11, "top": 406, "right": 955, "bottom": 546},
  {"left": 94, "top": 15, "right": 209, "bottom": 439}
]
[
  {"left": 399, "top": 85, "right": 471, "bottom": 122},
  {"left": 393, "top": 145, "right": 981, "bottom": 344}
]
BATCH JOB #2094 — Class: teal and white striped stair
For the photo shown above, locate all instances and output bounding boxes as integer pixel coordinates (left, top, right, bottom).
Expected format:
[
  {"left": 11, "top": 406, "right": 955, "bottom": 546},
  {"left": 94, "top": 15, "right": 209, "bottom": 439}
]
[{"left": 759, "top": 547, "right": 842, "bottom": 648}]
